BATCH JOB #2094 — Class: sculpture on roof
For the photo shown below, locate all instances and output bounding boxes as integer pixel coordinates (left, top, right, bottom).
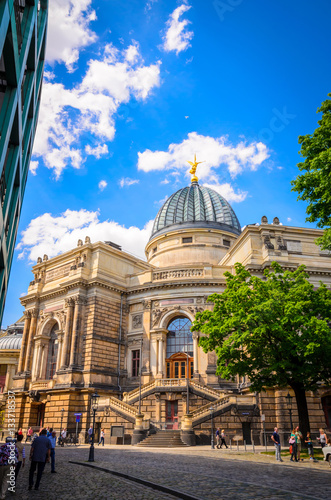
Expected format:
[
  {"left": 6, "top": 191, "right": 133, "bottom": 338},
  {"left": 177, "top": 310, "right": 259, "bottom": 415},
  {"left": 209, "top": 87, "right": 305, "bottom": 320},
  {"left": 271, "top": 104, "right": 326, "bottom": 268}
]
[{"left": 187, "top": 154, "right": 204, "bottom": 183}]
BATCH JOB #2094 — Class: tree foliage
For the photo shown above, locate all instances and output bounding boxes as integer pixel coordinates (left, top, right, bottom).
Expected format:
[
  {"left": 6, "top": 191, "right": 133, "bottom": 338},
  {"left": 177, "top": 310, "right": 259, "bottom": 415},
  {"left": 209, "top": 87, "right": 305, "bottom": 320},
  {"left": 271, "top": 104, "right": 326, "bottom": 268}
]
[
  {"left": 192, "top": 262, "right": 331, "bottom": 434},
  {"left": 291, "top": 93, "right": 331, "bottom": 249}
]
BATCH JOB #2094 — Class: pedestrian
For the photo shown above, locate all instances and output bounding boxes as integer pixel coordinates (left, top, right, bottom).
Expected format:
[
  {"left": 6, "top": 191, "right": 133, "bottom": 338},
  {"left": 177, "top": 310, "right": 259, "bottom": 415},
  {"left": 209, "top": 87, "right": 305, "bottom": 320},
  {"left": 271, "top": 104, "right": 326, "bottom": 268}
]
[
  {"left": 317, "top": 428, "right": 327, "bottom": 449},
  {"left": 88, "top": 424, "right": 93, "bottom": 444},
  {"left": 60, "top": 428, "right": 67, "bottom": 446},
  {"left": 215, "top": 428, "right": 220, "bottom": 449},
  {"left": 98, "top": 428, "right": 105, "bottom": 446},
  {"left": 295, "top": 426, "right": 303, "bottom": 461},
  {"left": 47, "top": 427, "right": 53, "bottom": 438},
  {"left": 25, "top": 427, "right": 33, "bottom": 443},
  {"left": 305, "top": 432, "right": 315, "bottom": 461},
  {"left": 271, "top": 427, "right": 283, "bottom": 462},
  {"left": 220, "top": 429, "right": 228, "bottom": 449},
  {"left": 289, "top": 428, "right": 298, "bottom": 462},
  {"left": 15, "top": 434, "right": 26, "bottom": 481},
  {"left": 28, "top": 428, "right": 51, "bottom": 491},
  {"left": 0, "top": 438, "right": 18, "bottom": 500},
  {"left": 48, "top": 431, "right": 57, "bottom": 473}
]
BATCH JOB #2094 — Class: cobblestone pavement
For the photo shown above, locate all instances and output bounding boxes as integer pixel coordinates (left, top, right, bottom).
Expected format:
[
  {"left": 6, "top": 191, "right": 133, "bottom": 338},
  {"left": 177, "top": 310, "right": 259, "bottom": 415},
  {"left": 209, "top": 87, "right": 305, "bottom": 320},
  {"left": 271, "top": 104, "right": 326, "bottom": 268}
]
[{"left": 10, "top": 444, "right": 331, "bottom": 500}]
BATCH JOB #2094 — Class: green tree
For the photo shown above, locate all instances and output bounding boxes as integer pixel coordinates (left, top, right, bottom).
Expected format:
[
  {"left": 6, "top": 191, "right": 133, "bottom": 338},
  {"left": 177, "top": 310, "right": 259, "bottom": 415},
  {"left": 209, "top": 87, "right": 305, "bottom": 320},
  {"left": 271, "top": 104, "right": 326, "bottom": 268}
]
[
  {"left": 292, "top": 93, "right": 331, "bottom": 250},
  {"left": 192, "top": 262, "right": 331, "bottom": 437}
]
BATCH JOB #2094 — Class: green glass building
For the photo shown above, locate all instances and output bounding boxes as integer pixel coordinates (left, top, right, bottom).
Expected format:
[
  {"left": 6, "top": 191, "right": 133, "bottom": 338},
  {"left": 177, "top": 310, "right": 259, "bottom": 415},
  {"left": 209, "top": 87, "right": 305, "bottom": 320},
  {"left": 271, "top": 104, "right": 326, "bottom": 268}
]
[{"left": 0, "top": 1, "right": 48, "bottom": 323}]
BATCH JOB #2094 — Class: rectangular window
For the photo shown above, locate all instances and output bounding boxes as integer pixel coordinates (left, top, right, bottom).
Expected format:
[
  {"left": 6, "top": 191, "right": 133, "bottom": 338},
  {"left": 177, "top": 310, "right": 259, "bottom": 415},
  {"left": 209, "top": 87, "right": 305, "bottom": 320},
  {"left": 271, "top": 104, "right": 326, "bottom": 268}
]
[
  {"left": 181, "top": 361, "right": 186, "bottom": 378},
  {"left": 132, "top": 349, "right": 140, "bottom": 377},
  {"left": 174, "top": 362, "right": 179, "bottom": 378},
  {"left": 223, "top": 239, "right": 230, "bottom": 247},
  {"left": 166, "top": 362, "right": 170, "bottom": 379},
  {"left": 182, "top": 237, "right": 192, "bottom": 244}
]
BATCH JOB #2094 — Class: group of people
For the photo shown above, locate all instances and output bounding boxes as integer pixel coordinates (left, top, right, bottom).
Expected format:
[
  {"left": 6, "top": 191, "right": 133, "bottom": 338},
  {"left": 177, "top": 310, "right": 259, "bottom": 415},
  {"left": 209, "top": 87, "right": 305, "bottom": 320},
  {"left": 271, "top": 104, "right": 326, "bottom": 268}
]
[
  {"left": 272, "top": 426, "right": 329, "bottom": 463},
  {"left": 215, "top": 428, "right": 228, "bottom": 449},
  {"left": 0, "top": 426, "right": 58, "bottom": 498}
]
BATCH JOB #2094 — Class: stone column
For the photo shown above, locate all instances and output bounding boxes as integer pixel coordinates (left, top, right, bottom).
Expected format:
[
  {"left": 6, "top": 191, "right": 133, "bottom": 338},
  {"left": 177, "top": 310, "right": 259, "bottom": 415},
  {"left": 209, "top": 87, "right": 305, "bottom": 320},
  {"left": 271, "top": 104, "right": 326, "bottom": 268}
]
[
  {"left": 24, "top": 308, "right": 39, "bottom": 373},
  {"left": 39, "top": 345, "right": 46, "bottom": 379},
  {"left": 31, "top": 343, "right": 41, "bottom": 380},
  {"left": 56, "top": 333, "right": 64, "bottom": 372},
  {"left": 61, "top": 298, "right": 74, "bottom": 369},
  {"left": 17, "top": 311, "right": 31, "bottom": 373},
  {"left": 158, "top": 337, "right": 164, "bottom": 376},
  {"left": 192, "top": 332, "right": 199, "bottom": 373},
  {"left": 69, "top": 296, "right": 84, "bottom": 367}
]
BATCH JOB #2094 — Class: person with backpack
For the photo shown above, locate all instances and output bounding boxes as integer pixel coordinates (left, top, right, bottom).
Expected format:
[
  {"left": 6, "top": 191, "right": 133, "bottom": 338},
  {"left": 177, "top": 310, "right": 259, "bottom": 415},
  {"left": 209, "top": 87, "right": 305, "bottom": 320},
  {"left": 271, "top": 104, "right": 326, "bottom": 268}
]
[{"left": 215, "top": 428, "right": 221, "bottom": 449}]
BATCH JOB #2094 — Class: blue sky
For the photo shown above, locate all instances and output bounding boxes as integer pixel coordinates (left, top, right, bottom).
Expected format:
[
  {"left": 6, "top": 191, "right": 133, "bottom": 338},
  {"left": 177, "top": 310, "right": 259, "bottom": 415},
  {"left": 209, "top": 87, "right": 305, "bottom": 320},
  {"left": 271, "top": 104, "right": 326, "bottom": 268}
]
[{"left": 3, "top": 0, "right": 331, "bottom": 327}]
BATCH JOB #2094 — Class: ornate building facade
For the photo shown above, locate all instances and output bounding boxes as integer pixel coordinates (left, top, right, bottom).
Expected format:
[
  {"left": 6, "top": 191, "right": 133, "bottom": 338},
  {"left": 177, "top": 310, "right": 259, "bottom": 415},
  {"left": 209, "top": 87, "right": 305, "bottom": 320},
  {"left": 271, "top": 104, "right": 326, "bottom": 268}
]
[{"left": 10, "top": 176, "right": 331, "bottom": 445}]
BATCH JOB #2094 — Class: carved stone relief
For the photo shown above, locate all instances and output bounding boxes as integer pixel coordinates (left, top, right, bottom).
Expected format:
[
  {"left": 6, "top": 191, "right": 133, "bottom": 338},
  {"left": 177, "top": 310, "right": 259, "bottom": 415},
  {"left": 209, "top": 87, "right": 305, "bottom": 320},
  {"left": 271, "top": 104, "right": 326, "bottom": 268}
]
[{"left": 132, "top": 314, "right": 142, "bottom": 330}]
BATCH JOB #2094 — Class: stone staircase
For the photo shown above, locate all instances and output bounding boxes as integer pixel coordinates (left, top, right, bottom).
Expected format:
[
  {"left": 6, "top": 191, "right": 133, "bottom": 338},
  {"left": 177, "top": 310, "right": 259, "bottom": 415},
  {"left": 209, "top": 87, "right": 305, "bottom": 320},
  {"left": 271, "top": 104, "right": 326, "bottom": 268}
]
[{"left": 137, "top": 430, "right": 188, "bottom": 448}]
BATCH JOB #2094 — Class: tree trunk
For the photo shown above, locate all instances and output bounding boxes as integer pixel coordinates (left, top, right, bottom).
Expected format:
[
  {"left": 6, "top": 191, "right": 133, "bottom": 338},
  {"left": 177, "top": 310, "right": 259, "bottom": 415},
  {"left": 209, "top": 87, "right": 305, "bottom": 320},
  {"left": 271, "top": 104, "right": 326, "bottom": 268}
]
[{"left": 290, "top": 381, "right": 310, "bottom": 439}]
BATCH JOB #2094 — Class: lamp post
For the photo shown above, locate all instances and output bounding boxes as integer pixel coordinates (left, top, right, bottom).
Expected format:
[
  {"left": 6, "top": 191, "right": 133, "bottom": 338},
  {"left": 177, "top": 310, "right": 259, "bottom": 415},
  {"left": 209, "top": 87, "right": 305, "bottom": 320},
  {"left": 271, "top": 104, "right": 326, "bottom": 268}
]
[
  {"left": 59, "top": 408, "right": 64, "bottom": 446},
  {"left": 88, "top": 391, "right": 100, "bottom": 462},
  {"left": 138, "top": 338, "right": 143, "bottom": 415},
  {"left": 285, "top": 392, "right": 293, "bottom": 431},
  {"left": 210, "top": 405, "right": 215, "bottom": 449}
]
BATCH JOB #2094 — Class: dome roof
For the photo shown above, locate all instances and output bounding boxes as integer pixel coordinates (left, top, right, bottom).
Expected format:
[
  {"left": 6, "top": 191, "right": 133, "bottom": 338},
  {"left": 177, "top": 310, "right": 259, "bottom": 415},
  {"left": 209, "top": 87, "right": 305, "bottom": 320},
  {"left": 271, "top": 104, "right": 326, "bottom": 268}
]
[
  {"left": 150, "top": 182, "right": 241, "bottom": 239},
  {"left": 0, "top": 333, "right": 22, "bottom": 350}
]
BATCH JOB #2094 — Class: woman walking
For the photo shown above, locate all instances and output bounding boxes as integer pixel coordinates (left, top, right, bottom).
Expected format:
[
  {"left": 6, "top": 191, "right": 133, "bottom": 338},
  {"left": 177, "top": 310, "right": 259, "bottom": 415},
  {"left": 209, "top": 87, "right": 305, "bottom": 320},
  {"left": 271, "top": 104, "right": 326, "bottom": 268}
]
[
  {"left": 98, "top": 429, "right": 105, "bottom": 446},
  {"left": 289, "top": 429, "right": 298, "bottom": 462}
]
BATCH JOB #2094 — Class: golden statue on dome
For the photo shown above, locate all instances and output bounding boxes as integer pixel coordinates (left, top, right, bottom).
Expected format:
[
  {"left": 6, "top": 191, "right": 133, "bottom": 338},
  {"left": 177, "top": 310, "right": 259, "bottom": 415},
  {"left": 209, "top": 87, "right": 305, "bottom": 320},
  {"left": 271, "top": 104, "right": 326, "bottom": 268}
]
[{"left": 187, "top": 154, "right": 204, "bottom": 183}]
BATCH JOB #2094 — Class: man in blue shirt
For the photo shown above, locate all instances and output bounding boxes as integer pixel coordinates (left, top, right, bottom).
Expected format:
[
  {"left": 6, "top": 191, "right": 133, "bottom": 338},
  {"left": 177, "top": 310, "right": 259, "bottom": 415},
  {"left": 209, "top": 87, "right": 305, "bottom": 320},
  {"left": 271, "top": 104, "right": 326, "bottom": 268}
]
[
  {"left": 271, "top": 426, "right": 283, "bottom": 462},
  {"left": 28, "top": 429, "right": 51, "bottom": 490},
  {"left": 48, "top": 431, "right": 57, "bottom": 473}
]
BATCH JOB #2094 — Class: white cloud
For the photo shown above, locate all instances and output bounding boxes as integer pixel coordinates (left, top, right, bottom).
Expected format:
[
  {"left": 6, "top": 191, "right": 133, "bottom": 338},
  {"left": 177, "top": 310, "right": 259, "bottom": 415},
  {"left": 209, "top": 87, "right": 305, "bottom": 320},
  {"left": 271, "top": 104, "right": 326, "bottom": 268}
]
[
  {"left": 46, "top": 0, "right": 97, "bottom": 72},
  {"left": 29, "top": 161, "right": 39, "bottom": 176},
  {"left": 119, "top": 177, "right": 140, "bottom": 188},
  {"left": 160, "top": 178, "right": 170, "bottom": 184},
  {"left": 137, "top": 132, "right": 269, "bottom": 180},
  {"left": 16, "top": 209, "right": 153, "bottom": 262},
  {"left": 155, "top": 195, "right": 169, "bottom": 206},
  {"left": 162, "top": 4, "right": 194, "bottom": 55},
  {"left": 287, "top": 217, "right": 292, "bottom": 222},
  {"left": 98, "top": 180, "right": 107, "bottom": 191},
  {"left": 203, "top": 182, "right": 247, "bottom": 203},
  {"left": 33, "top": 43, "right": 161, "bottom": 178},
  {"left": 85, "top": 144, "right": 109, "bottom": 158}
]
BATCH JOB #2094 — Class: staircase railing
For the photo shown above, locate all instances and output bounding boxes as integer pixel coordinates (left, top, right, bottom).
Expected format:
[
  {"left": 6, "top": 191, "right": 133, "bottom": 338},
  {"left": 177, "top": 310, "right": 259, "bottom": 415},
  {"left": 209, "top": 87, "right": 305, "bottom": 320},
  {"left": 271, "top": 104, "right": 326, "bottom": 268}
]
[
  {"left": 123, "top": 380, "right": 156, "bottom": 403},
  {"left": 189, "top": 380, "right": 224, "bottom": 399},
  {"left": 108, "top": 396, "right": 140, "bottom": 422},
  {"left": 191, "top": 394, "right": 257, "bottom": 426}
]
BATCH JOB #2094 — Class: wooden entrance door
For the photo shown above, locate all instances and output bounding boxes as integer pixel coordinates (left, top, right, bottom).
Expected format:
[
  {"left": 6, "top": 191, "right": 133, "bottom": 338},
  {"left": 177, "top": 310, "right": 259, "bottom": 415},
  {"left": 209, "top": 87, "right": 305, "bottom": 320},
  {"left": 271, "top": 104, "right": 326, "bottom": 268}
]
[
  {"left": 166, "top": 353, "right": 193, "bottom": 379},
  {"left": 166, "top": 401, "right": 178, "bottom": 429}
]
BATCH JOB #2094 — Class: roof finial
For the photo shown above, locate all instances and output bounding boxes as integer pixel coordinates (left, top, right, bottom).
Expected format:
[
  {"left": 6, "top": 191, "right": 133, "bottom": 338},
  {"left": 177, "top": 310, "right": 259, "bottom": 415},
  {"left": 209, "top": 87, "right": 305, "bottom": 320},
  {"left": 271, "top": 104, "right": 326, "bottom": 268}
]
[{"left": 187, "top": 154, "right": 204, "bottom": 183}]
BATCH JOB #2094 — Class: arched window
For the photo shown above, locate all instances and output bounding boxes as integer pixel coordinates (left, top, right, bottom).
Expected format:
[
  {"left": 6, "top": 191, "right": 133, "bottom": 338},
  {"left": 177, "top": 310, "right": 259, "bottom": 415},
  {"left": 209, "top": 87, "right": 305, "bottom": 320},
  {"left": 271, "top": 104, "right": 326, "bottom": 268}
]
[
  {"left": 167, "top": 317, "right": 193, "bottom": 357},
  {"left": 166, "top": 317, "right": 193, "bottom": 379},
  {"left": 45, "top": 325, "right": 58, "bottom": 380}
]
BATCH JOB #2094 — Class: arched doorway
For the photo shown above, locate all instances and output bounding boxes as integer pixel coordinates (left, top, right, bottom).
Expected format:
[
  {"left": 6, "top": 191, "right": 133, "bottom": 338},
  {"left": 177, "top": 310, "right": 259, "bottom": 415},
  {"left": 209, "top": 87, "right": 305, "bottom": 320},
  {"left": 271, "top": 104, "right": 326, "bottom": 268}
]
[{"left": 166, "top": 317, "right": 193, "bottom": 379}]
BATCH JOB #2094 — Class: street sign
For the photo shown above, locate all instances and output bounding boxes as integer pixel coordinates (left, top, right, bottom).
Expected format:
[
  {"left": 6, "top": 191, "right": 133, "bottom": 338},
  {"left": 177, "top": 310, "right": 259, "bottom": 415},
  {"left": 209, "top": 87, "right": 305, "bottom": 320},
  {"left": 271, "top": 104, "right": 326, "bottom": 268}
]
[
  {"left": 74, "top": 413, "right": 82, "bottom": 423},
  {"left": 261, "top": 414, "right": 265, "bottom": 421}
]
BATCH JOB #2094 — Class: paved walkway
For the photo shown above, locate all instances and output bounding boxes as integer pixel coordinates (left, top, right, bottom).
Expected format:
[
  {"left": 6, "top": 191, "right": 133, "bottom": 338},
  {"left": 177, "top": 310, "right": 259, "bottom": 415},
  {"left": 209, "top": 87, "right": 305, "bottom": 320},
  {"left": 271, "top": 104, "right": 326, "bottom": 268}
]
[{"left": 10, "top": 444, "right": 331, "bottom": 500}]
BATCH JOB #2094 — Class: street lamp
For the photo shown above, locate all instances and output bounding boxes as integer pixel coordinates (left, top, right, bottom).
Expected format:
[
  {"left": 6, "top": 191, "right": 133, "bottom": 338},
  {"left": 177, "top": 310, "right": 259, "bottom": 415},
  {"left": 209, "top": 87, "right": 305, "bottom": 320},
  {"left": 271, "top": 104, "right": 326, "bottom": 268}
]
[
  {"left": 59, "top": 408, "right": 64, "bottom": 446},
  {"left": 88, "top": 391, "right": 100, "bottom": 462},
  {"left": 210, "top": 405, "right": 215, "bottom": 449},
  {"left": 138, "top": 338, "right": 143, "bottom": 415},
  {"left": 285, "top": 392, "right": 293, "bottom": 431}
]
